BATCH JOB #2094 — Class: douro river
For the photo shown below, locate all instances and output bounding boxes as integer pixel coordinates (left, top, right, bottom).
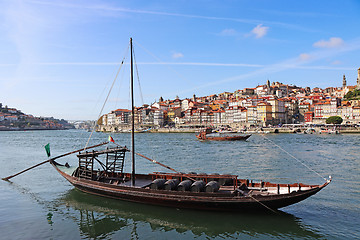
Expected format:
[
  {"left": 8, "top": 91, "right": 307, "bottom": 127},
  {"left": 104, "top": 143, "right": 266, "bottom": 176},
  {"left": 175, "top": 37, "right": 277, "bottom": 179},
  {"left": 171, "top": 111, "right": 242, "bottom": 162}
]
[{"left": 1, "top": 130, "right": 359, "bottom": 239}]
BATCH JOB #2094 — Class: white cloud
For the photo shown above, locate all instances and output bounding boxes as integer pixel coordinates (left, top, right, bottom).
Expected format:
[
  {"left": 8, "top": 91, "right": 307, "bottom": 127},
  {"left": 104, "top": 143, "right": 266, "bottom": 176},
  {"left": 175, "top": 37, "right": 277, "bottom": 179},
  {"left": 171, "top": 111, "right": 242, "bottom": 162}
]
[
  {"left": 250, "top": 24, "right": 269, "bottom": 38},
  {"left": 172, "top": 52, "right": 184, "bottom": 59},
  {"left": 331, "top": 60, "right": 342, "bottom": 65},
  {"left": 28, "top": 1, "right": 310, "bottom": 32},
  {"left": 313, "top": 37, "right": 344, "bottom": 48},
  {"left": 299, "top": 53, "right": 311, "bottom": 61},
  {"left": 220, "top": 28, "right": 238, "bottom": 36}
]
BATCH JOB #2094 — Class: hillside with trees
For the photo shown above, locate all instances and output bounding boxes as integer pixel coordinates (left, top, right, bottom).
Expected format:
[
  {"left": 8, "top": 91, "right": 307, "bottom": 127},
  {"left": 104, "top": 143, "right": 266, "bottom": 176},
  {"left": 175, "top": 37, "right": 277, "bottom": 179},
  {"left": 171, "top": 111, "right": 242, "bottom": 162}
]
[{"left": 0, "top": 103, "right": 74, "bottom": 131}]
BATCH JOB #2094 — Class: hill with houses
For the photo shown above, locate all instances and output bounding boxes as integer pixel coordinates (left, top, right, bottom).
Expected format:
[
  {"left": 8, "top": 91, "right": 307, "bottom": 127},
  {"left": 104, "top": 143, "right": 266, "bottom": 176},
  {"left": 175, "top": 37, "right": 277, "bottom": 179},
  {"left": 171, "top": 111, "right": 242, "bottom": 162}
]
[
  {"left": 0, "top": 103, "right": 74, "bottom": 131},
  {"left": 98, "top": 68, "right": 360, "bottom": 132}
]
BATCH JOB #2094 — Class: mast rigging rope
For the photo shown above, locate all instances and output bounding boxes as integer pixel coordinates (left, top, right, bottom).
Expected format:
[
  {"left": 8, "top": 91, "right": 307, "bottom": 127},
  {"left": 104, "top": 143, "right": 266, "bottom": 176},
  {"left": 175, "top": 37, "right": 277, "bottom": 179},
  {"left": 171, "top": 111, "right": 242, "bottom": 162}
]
[
  {"left": 84, "top": 44, "right": 130, "bottom": 150},
  {"left": 132, "top": 47, "right": 145, "bottom": 106},
  {"left": 260, "top": 134, "right": 327, "bottom": 181}
]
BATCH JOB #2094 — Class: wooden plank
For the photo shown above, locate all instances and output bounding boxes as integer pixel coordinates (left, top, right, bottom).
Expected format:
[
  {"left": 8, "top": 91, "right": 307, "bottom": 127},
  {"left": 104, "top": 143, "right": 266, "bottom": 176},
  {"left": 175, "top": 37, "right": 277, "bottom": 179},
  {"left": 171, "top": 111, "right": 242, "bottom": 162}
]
[{"left": 119, "top": 179, "right": 153, "bottom": 188}]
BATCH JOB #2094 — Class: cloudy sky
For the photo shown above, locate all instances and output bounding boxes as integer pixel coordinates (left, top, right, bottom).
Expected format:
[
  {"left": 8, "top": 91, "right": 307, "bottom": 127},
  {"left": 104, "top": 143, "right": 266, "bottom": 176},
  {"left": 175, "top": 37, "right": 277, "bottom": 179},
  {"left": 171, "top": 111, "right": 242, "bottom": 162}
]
[{"left": 1, "top": 0, "right": 360, "bottom": 120}]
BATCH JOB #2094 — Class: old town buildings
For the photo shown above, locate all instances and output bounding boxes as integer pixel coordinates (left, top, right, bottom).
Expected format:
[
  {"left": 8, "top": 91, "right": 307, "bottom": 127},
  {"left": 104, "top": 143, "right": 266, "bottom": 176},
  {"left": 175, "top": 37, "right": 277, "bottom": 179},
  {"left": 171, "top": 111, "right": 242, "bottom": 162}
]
[
  {"left": 98, "top": 68, "right": 360, "bottom": 131},
  {"left": 0, "top": 103, "right": 73, "bottom": 130}
]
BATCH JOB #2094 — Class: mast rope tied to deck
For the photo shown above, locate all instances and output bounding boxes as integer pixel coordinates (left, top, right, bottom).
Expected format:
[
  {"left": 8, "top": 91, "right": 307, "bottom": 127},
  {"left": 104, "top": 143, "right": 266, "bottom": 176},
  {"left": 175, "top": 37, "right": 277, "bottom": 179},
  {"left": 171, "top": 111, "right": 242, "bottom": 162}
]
[
  {"left": 260, "top": 134, "right": 327, "bottom": 181},
  {"left": 247, "top": 193, "right": 278, "bottom": 214}
]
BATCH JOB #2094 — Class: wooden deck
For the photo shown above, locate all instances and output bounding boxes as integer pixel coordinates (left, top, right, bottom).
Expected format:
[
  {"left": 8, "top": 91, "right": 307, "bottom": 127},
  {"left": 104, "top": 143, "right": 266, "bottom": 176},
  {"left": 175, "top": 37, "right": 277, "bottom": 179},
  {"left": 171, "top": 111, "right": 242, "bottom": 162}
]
[{"left": 118, "top": 179, "right": 153, "bottom": 188}]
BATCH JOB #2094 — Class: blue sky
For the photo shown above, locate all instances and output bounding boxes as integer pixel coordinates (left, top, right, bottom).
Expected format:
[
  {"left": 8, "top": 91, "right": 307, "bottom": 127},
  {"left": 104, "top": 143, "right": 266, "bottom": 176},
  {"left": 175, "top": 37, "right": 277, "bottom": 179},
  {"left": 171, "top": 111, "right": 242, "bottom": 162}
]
[{"left": 1, "top": 0, "right": 360, "bottom": 120}]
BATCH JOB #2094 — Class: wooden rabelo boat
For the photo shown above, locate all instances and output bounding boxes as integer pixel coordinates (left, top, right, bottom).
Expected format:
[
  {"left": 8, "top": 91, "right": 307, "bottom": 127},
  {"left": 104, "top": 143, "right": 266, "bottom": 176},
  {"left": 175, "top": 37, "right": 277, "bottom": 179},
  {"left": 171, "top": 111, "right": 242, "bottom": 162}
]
[
  {"left": 196, "top": 127, "right": 252, "bottom": 141},
  {"left": 51, "top": 147, "right": 331, "bottom": 212}
]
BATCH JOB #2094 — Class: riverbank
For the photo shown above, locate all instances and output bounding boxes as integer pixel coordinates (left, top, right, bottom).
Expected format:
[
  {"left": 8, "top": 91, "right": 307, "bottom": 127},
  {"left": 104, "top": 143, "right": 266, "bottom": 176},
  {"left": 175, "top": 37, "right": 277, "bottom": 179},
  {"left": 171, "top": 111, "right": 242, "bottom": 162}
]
[
  {"left": 98, "top": 126, "right": 360, "bottom": 134},
  {"left": 0, "top": 126, "right": 73, "bottom": 131}
]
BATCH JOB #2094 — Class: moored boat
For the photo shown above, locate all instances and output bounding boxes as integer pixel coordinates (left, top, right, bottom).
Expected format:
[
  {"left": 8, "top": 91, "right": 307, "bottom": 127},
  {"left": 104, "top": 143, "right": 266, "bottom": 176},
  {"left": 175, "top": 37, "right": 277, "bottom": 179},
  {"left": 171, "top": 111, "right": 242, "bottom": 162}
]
[
  {"left": 196, "top": 127, "right": 251, "bottom": 141},
  {"left": 50, "top": 146, "right": 331, "bottom": 211},
  {"left": 319, "top": 127, "right": 339, "bottom": 134}
]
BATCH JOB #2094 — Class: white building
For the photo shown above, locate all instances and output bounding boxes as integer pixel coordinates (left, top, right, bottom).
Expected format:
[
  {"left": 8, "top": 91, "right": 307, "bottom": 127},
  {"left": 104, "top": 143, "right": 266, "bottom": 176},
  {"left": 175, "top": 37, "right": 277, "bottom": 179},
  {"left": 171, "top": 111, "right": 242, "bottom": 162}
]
[{"left": 107, "top": 113, "right": 116, "bottom": 125}]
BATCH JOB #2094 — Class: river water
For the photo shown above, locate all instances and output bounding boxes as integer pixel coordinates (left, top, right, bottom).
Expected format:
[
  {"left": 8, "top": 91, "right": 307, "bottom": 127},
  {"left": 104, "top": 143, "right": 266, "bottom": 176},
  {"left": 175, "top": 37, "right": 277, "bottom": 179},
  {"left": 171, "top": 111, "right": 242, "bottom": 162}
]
[{"left": 0, "top": 130, "right": 359, "bottom": 239}]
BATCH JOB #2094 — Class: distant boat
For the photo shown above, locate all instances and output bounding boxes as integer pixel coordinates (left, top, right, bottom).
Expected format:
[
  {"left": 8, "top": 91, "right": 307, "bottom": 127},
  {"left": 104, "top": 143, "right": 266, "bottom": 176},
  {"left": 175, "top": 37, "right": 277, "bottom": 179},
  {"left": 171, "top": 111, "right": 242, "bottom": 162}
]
[
  {"left": 305, "top": 128, "right": 316, "bottom": 134},
  {"left": 196, "top": 127, "right": 251, "bottom": 141},
  {"left": 319, "top": 127, "right": 339, "bottom": 134},
  {"left": 118, "top": 128, "right": 151, "bottom": 133},
  {"left": 135, "top": 127, "right": 151, "bottom": 133},
  {"left": 49, "top": 38, "right": 331, "bottom": 212}
]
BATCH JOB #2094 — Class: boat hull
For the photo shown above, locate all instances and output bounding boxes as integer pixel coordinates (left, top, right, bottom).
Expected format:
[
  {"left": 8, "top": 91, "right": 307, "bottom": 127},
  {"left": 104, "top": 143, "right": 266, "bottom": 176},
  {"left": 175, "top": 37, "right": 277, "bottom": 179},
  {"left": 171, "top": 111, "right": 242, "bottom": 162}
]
[
  {"left": 196, "top": 134, "right": 252, "bottom": 141},
  {"left": 51, "top": 161, "right": 330, "bottom": 212}
]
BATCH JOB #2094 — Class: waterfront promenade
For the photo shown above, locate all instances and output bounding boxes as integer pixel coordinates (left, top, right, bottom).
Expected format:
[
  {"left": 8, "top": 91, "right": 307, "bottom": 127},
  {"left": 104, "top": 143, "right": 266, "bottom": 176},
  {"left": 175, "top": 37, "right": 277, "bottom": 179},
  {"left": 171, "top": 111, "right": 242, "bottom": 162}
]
[{"left": 99, "top": 125, "right": 360, "bottom": 134}]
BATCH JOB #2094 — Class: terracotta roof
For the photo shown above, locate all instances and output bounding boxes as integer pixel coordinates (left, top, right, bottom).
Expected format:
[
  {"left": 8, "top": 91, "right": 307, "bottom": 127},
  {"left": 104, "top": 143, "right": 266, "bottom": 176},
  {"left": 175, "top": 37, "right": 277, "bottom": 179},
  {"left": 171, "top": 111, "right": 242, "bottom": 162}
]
[{"left": 114, "top": 108, "right": 131, "bottom": 112}]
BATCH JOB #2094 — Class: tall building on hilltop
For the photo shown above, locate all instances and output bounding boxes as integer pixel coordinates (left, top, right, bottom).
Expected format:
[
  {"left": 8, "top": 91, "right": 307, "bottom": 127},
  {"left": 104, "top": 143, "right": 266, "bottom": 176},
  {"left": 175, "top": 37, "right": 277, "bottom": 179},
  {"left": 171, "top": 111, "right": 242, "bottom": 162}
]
[
  {"left": 192, "top": 94, "right": 196, "bottom": 102},
  {"left": 343, "top": 74, "right": 347, "bottom": 89},
  {"left": 357, "top": 68, "right": 360, "bottom": 89},
  {"left": 266, "top": 79, "right": 271, "bottom": 94}
]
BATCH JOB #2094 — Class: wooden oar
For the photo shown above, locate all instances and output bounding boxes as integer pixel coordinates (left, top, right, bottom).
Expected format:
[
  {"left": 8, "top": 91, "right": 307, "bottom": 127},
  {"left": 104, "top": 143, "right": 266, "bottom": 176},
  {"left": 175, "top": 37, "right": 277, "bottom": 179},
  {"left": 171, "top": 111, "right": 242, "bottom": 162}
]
[{"left": 2, "top": 142, "right": 108, "bottom": 181}]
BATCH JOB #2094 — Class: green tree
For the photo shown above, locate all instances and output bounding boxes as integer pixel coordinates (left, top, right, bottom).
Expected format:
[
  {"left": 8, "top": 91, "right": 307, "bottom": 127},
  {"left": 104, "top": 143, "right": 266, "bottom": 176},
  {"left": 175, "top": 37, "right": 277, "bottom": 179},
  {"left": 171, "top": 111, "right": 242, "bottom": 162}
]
[
  {"left": 326, "top": 116, "right": 343, "bottom": 124},
  {"left": 345, "top": 89, "right": 360, "bottom": 100},
  {"left": 344, "top": 91, "right": 353, "bottom": 99}
]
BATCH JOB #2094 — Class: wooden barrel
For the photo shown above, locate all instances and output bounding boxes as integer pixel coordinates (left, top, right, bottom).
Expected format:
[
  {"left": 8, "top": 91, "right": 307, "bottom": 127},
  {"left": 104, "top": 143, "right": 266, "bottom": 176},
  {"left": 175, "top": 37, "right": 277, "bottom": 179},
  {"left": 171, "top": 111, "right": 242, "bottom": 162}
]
[
  {"left": 177, "top": 180, "right": 193, "bottom": 191},
  {"left": 196, "top": 173, "right": 207, "bottom": 180},
  {"left": 150, "top": 178, "right": 166, "bottom": 190},
  {"left": 164, "top": 179, "right": 179, "bottom": 190},
  {"left": 190, "top": 180, "right": 206, "bottom": 192},
  {"left": 205, "top": 181, "right": 220, "bottom": 193},
  {"left": 218, "top": 175, "right": 233, "bottom": 186},
  {"left": 208, "top": 173, "right": 220, "bottom": 181}
]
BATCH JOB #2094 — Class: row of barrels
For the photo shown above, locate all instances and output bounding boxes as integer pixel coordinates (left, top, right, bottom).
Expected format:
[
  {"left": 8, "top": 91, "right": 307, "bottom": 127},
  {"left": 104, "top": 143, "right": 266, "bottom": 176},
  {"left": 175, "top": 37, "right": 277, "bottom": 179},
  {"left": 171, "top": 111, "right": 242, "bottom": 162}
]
[{"left": 150, "top": 179, "right": 221, "bottom": 193}]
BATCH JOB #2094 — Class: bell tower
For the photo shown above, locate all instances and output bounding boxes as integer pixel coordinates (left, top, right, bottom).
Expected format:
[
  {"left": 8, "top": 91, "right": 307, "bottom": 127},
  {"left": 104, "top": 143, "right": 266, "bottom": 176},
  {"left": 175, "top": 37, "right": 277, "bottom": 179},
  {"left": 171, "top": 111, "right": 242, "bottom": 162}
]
[
  {"left": 357, "top": 68, "right": 360, "bottom": 89},
  {"left": 343, "top": 74, "right": 346, "bottom": 89},
  {"left": 266, "top": 79, "right": 271, "bottom": 94}
]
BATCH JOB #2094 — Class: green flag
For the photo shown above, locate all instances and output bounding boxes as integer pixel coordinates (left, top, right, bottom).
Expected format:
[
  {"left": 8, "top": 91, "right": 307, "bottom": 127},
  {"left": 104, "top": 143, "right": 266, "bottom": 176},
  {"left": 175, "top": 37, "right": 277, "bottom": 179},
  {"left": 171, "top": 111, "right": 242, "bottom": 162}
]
[{"left": 45, "top": 143, "right": 51, "bottom": 157}]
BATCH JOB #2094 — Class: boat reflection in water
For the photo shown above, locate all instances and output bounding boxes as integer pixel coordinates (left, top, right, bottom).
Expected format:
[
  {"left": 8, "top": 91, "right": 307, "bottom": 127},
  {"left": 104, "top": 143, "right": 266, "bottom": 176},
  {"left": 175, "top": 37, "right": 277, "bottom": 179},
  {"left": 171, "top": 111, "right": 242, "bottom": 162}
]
[{"left": 58, "top": 189, "right": 325, "bottom": 239}]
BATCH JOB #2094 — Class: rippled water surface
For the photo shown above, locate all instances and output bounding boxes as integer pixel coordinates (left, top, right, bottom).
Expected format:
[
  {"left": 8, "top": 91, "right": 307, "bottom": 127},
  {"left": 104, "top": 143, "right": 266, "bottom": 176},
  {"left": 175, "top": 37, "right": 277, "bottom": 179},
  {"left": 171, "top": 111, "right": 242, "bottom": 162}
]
[{"left": 1, "top": 130, "right": 359, "bottom": 239}]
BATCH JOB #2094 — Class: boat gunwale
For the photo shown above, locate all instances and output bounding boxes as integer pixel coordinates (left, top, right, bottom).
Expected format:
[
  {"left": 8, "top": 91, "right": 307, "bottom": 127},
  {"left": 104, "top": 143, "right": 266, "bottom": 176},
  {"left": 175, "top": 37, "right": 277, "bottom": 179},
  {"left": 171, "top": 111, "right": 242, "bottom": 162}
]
[{"left": 196, "top": 133, "right": 252, "bottom": 141}]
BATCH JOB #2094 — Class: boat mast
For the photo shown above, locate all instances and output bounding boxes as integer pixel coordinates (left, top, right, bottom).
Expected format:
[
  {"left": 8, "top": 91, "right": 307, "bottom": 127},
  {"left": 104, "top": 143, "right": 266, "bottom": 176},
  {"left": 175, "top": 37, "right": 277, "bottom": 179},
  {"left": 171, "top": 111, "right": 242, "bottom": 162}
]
[{"left": 130, "top": 38, "right": 135, "bottom": 186}]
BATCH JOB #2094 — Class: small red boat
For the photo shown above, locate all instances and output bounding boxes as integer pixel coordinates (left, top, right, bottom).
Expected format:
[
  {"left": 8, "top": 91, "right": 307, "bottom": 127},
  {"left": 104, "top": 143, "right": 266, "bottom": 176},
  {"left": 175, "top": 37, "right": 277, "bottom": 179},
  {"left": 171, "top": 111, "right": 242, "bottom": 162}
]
[{"left": 196, "top": 128, "right": 251, "bottom": 141}]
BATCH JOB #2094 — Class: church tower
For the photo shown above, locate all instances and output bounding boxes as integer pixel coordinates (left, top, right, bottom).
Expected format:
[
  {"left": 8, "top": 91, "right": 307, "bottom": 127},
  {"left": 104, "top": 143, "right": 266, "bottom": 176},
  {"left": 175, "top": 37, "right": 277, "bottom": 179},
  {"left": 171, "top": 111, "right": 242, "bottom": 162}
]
[
  {"left": 266, "top": 79, "right": 271, "bottom": 94},
  {"left": 192, "top": 94, "right": 196, "bottom": 102},
  {"left": 343, "top": 74, "right": 347, "bottom": 89},
  {"left": 357, "top": 68, "right": 360, "bottom": 89}
]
